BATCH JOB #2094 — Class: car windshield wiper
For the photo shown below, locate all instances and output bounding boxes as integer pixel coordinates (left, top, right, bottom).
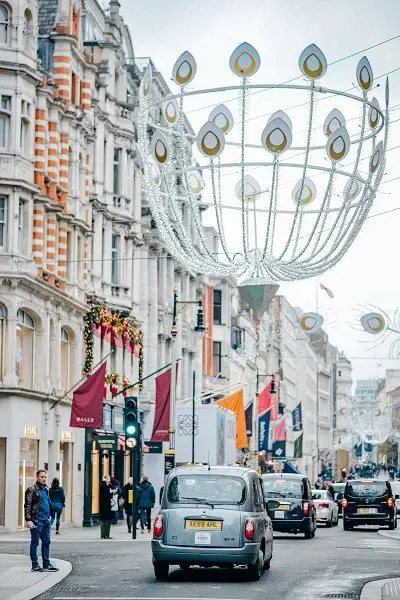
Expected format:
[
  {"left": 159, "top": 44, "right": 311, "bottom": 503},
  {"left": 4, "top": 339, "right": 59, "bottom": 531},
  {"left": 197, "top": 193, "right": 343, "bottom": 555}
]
[{"left": 181, "top": 496, "right": 215, "bottom": 509}]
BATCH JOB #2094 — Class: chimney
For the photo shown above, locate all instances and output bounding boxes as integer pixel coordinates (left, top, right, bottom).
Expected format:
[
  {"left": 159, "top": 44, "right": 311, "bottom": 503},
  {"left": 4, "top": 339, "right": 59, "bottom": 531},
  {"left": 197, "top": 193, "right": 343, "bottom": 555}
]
[{"left": 109, "top": 0, "right": 121, "bottom": 26}]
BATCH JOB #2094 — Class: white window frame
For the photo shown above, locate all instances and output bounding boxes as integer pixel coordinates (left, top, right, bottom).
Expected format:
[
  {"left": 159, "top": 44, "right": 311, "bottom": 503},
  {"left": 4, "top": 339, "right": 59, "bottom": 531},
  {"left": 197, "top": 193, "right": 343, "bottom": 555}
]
[
  {"left": 20, "top": 100, "right": 31, "bottom": 156},
  {"left": 16, "top": 309, "right": 35, "bottom": 388},
  {"left": 60, "top": 327, "right": 70, "bottom": 390},
  {"left": 0, "top": 303, "right": 5, "bottom": 381},
  {"left": 0, "top": 3, "right": 10, "bottom": 46},
  {"left": 17, "top": 199, "right": 28, "bottom": 254},
  {"left": 0, "top": 95, "right": 11, "bottom": 149},
  {"left": 111, "top": 233, "right": 119, "bottom": 284},
  {"left": 0, "top": 195, "right": 7, "bottom": 250}
]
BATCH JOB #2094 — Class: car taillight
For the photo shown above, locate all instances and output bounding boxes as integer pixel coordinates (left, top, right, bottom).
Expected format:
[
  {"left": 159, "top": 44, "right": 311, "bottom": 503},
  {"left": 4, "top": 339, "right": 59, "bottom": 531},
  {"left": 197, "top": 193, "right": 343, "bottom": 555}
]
[
  {"left": 153, "top": 515, "right": 164, "bottom": 537},
  {"left": 303, "top": 501, "right": 310, "bottom": 516},
  {"left": 342, "top": 498, "right": 349, "bottom": 510},
  {"left": 245, "top": 518, "right": 255, "bottom": 540},
  {"left": 388, "top": 497, "right": 394, "bottom": 509},
  {"left": 319, "top": 503, "right": 330, "bottom": 508}
]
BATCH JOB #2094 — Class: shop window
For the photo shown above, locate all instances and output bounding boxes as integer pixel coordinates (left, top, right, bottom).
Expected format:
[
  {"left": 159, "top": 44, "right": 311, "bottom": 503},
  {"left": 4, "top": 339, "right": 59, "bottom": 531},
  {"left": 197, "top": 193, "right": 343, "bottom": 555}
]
[
  {"left": 0, "top": 95, "right": 11, "bottom": 148},
  {"left": 18, "top": 438, "right": 38, "bottom": 527},
  {"left": 16, "top": 309, "right": 35, "bottom": 387},
  {"left": 0, "top": 3, "right": 9, "bottom": 45},
  {"left": 213, "top": 289, "right": 222, "bottom": 324},
  {"left": 0, "top": 196, "right": 7, "bottom": 250}
]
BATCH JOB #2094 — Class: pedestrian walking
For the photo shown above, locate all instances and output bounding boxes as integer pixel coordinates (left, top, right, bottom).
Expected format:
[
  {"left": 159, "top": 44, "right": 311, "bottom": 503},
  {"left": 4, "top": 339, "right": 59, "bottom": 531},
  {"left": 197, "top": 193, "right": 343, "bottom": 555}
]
[
  {"left": 137, "top": 475, "right": 155, "bottom": 534},
  {"left": 24, "top": 469, "right": 59, "bottom": 572},
  {"left": 99, "top": 475, "right": 113, "bottom": 539},
  {"left": 49, "top": 478, "right": 65, "bottom": 535},
  {"left": 124, "top": 477, "right": 134, "bottom": 533},
  {"left": 110, "top": 477, "right": 121, "bottom": 525}
]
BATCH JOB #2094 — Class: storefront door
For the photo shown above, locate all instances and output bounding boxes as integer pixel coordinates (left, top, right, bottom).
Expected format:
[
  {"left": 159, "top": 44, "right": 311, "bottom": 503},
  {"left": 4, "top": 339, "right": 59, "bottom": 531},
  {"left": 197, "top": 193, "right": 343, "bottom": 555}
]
[
  {"left": 59, "top": 442, "right": 73, "bottom": 523},
  {"left": 18, "top": 439, "right": 39, "bottom": 527}
]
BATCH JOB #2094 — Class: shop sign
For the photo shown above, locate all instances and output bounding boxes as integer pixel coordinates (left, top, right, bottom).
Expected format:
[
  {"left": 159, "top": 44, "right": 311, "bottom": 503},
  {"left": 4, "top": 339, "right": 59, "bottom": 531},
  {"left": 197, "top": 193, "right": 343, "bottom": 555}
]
[
  {"left": 95, "top": 434, "right": 118, "bottom": 451},
  {"left": 24, "top": 426, "right": 37, "bottom": 439},
  {"left": 62, "top": 430, "right": 72, "bottom": 442},
  {"left": 143, "top": 441, "right": 163, "bottom": 454}
]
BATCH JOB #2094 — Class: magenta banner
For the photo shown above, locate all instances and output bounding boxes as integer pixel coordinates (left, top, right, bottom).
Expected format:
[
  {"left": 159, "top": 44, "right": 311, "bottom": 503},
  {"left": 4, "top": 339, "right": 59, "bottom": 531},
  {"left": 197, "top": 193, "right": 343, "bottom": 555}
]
[
  {"left": 70, "top": 362, "right": 106, "bottom": 429},
  {"left": 151, "top": 368, "right": 172, "bottom": 442}
]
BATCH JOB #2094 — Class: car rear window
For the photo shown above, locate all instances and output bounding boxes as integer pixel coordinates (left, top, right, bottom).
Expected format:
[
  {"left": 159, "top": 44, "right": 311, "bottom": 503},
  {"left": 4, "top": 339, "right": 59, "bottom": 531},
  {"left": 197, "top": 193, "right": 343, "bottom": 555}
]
[
  {"left": 262, "top": 478, "right": 303, "bottom": 498},
  {"left": 167, "top": 475, "right": 246, "bottom": 505},
  {"left": 346, "top": 481, "right": 388, "bottom": 497},
  {"left": 312, "top": 491, "right": 328, "bottom": 500}
]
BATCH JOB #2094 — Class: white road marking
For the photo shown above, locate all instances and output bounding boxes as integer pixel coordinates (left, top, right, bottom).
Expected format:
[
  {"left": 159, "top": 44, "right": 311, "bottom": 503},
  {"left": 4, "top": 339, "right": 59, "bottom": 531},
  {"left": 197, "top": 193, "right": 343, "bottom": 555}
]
[{"left": 54, "top": 597, "right": 242, "bottom": 600}]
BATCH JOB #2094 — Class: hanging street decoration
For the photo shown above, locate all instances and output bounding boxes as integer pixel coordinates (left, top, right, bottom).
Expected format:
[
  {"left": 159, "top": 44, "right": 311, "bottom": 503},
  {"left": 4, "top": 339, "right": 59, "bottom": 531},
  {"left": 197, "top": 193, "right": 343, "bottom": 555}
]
[
  {"left": 138, "top": 42, "right": 389, "bottom": 291},
  {"left": 356, "top": 305, "right": 400, "bottom": 358}
]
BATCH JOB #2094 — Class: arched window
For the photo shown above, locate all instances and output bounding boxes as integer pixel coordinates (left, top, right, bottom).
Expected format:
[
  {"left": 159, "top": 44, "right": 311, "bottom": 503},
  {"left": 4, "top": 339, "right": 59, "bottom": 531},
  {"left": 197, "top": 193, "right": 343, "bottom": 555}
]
[
  {"left": 23, "top": 9, "right": 33, "bottom": 52},
  {"left": 16, "top": 309, "right": 35, "bottom": 387},
  {"left": 0, "top": 3, "right": 9, "bottom": 45},
  {"left": 60, "top": 327, "right": 70, "bottom": 389},
  {"left": 0, "top": 304, "right": 5, "bottom": 381}
]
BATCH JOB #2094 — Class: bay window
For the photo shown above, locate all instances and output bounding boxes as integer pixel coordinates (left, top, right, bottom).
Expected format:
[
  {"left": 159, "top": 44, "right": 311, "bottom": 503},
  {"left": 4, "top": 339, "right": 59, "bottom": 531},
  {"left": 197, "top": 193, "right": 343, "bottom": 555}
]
[
  {"left": 0, "top": 95, "right": 11, "bottom": 149},
  {"left": 0, "top": 3, "right": 9, "bottom": 45}
]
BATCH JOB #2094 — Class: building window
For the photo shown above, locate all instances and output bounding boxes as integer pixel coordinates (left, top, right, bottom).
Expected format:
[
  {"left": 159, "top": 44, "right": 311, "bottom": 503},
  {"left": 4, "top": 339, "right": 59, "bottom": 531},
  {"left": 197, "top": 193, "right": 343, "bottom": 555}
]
[
  {"left": 0, "top": 95, "right": 11, "bottom": 148},
  {"left": 77, "top": 234, "right": 83, "bottom": 282},
  {"left": 60, "top": 327, "right": 71, "bottom": 390},
  {"left": 20, "top": 101, "right": 31, "bottom": 155},
  {"left": 0, "top": 304, "right": 5, "bottom": 381},
  {"left": 0, "top": 3, "right": 9, "bottom": 45},
  {"left": 0, "top": 196, "right": 6, "bottom": 250},
  {"left": 213, "top": 289, "right": 222, "bottom": 324},
  {"left": 16, "top": 309, "right": 35, "bottom": 388},
  {"left": 113, "top": 149, "right": 120, "bottom": 194},
  {"left": 338, "top": 370, "right": 342, "bottom": 377},
  {"left": 71, "top": 72, "right": 77, "bottom": 105},
  {"left": 213, "top": 341, "right": 222, "bottom": 378},
  {"left": 18, "top": 199, "right": 28, "bottom": 254},
  {"left": 231, "top": 326, "right": 244, "bottom": 350},
  {"left": 111, "top": 234, "right": 119, "bottom": 284},
  {"left": 66, "top": 231, "right": 73, "bottom": 280}
]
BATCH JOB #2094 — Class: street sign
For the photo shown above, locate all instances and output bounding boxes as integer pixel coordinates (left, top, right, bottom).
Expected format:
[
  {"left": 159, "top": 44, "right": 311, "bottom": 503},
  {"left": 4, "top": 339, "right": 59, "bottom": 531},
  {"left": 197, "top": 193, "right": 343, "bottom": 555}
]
[
  {"left": 144, "top": 441, "right": 163, "bottom": 454},
  {"left": 95, "top": 434, "right": 118, "bottom": 451},
  {"left": 126, "top": 437, "right": 137, "bottom": 449},
  {"left": 164, "top": 453, "right": 175, "bottom": 478}
]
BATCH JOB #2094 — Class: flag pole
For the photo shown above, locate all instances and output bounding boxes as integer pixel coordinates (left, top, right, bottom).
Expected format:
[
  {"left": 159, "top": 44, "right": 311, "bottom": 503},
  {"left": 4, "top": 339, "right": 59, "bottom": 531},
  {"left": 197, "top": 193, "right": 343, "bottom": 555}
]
[
  {"left": 114, "top": 358, "right": 182, "bottom": 398},
  {"left": 49, "top": 351, "right": 113, "bottom": 410}
]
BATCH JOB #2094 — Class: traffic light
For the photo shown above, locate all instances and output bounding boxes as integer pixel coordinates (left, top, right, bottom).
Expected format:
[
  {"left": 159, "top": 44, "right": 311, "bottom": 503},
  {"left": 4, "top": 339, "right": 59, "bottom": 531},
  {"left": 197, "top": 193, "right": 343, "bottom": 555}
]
[{"left": 125, "top": 396, "right": 140, "bottom": 447}]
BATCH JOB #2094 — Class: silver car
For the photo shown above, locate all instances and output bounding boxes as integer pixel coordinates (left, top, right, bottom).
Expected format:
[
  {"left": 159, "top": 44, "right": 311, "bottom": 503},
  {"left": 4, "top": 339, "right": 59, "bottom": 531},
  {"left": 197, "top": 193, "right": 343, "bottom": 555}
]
[{"left": 152, "top": 465, "right": 273, "bottom": 581}]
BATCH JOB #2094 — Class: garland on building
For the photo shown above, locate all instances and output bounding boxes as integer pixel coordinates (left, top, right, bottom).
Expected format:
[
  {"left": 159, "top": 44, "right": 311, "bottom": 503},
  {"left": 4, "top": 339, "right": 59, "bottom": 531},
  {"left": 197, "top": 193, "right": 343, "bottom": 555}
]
[{"left": 83, "top": 300, "right": 144, "bottom": 390}]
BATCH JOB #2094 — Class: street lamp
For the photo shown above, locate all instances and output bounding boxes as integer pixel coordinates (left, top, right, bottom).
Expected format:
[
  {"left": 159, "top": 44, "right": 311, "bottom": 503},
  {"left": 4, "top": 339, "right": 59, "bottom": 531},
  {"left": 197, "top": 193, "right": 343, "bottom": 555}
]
[{"left": 169, "top": 292, "right": 206, "bottom": 454}]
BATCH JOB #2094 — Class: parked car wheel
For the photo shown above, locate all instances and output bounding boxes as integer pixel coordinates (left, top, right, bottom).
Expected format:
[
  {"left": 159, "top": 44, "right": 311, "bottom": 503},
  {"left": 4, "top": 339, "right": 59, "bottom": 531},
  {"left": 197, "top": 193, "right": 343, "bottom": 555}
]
[
  {"left": 263, "top": 558, "right": 271, "bottom": 571},
  {"left": 247, "top": 550, "right": 263, "bottom": 581},
  {"left": 326, "top": 514, "right": 333, "bottom": 528},
  {"left": 154, "top": 562, "right": 169, "bottom": 581}
]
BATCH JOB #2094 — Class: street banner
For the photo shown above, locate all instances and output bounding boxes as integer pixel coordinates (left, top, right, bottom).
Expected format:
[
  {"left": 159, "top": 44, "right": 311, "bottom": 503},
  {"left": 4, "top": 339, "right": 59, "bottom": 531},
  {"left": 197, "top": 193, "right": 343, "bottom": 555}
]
[
  {"left": 216, "top": 389, "right": 247, "bottom": 449},
  {"left": 151, "top": 368, "right": 173, "bottom": 442},
  {"left": 258, "top": 410, "right": 270, "bottom": 452},
  {"left": 70, "top": 362, "right": 106, "bottom": 428},
  {"left": 273, "top": 417, "right": 286, "bottom": 441},
  {"left": 245, "top": 402, "right": 253, "bottom": 436},
  {"left": 272, "top": 441, "right": 286, "bottom": 459},
  {"left": 259, "top": 381, "right": 273, "bottom": 416},
  {"left": 293, "top": 433, "right": 303, "bottom": 458},
  {"left": 292, "top": 403, "right": 303, "bottom": 432}
]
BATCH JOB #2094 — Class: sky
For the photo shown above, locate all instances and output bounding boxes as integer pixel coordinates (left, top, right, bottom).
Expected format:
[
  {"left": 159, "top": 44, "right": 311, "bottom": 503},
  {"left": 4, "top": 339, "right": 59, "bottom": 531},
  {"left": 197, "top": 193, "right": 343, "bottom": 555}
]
[{"left": 118, "top": 0, "right": 400, "bottom": 384}]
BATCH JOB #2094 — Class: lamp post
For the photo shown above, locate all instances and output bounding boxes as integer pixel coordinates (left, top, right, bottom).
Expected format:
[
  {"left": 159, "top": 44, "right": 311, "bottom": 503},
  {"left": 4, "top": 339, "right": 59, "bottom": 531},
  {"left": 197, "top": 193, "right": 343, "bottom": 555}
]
[{"left": 169, "top": 293, "right": 206, "bottom": 453}]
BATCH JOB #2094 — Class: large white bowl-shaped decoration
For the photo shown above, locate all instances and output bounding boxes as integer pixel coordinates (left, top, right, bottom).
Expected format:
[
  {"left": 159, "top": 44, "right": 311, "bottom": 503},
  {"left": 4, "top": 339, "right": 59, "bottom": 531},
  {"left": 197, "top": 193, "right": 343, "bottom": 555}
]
[
  {"left": 298, "top": 44, "right": 327, "bottom": 80},
  {"left": 162, "top": 98, "right": 179, "bottom": 125},
  {"left": 172, "top": 51, "right": 197, "bottom": 86},
  {"left": 229, "top": 42, "right": 260, "bottom": 78},
  {"left": 369, "top": 141, "right": 384, "bottom": 175},
  {"left": 323, "top": 109, "right": 346, "bottom": 137},
  {"left": 197, "top": 121, "right": 225, "bottom": 158},
  {"left": 209, "top": 104, "right": 234, "bottom": 134},
  {"left": 361, "top": 312, "right": 386, "bottom": 334},
  {"left": 369, "top": 97, "right": 380, "bottom": 130},
  {"left": 343, "top": 174, "right": 362, "bottom": 202},
  {"left": 140, "top": 63, "right": 152, "bottom": 98},
  {"left": 261, "top": 117, "right": 292, "bottom": 154},
  {"left": 292, "top": 177, "right": 317, "bottom": 206},
  {"left": 267, "top": 110, "right": 292, "bottom": 132},
  {"left": 235, "top": 175, "right": 262, "bottom": 202},
  {"left": 298, "top": 312, "right": 324, "bottom": 333},
  {"left": 326, "top": 125, "right": 350, "bottom": 163},
  {"left": 187, "top": 171, "right": 205, "bottom": 195},
  {"left": 151, "top": 131, "right": 170, "bottom": 166},
  {"left": 356, "top": 56, "right": 373, "bottom": 92}
]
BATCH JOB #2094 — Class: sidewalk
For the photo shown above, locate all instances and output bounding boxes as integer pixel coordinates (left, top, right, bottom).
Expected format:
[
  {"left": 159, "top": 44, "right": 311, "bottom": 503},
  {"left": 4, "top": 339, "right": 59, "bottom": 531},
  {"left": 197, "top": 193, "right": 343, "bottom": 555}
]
[
  {"left": 361, "top": 578, "right": 400, "bottom": 599},
  {"left": 0, "top": 522, "right": 152, "bottom": 543},
  {"left": 0, "top": 554, "right": 71, "bottom": 600},
  {"left": 379, "top": 528, "right": 400, "bottom": 541}
]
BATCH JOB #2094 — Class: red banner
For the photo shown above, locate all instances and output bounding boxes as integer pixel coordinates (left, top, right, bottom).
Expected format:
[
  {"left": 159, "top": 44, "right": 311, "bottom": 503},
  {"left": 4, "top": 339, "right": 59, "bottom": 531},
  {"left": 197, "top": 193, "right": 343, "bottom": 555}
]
[
  {"left": 70, "top": 362, "right": 107, "bottom": 428},
  {"left": 151, "top": 368, "right": 173, "bottom": 442},
  {"left": 258, "top": 382, "right": 272, "bottom": 416}
]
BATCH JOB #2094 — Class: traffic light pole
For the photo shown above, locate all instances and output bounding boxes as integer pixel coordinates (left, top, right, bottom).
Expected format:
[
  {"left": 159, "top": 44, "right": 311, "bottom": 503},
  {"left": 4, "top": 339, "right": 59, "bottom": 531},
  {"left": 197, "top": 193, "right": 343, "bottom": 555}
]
[{"left": 131, "top": 446, "right": 136, "bottom": 540}]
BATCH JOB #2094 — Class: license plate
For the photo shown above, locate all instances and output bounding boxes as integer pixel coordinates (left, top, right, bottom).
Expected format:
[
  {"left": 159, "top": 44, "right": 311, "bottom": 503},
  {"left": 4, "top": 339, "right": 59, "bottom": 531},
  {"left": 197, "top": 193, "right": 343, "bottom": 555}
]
[
  {"left": 185, "top": 520, "right": 222, "bottom": 530},
  {"left": 275, "top": 510, "right": 285, "bottom": 519},
  {"left": 278, "top": 504, "right": 290, "bottom": 510},
  {"left": 358, "top": 507, "right": 377, "bottom": 514},
  {"left": 195, "top": 532, "right": 211, "bottom": 545}
]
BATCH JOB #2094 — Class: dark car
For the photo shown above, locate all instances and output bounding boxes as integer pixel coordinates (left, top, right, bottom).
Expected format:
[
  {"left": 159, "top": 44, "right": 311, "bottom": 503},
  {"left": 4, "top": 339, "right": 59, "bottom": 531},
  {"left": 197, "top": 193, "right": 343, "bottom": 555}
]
[
  {"left": 262, "top": 473, "right": 317, "bottom": 538},
  {"left": 332, "top": 483, "right": 346, "bottom": 516},
  {"left": 343, "top": 479, "right": 397, "bottom": 530}
]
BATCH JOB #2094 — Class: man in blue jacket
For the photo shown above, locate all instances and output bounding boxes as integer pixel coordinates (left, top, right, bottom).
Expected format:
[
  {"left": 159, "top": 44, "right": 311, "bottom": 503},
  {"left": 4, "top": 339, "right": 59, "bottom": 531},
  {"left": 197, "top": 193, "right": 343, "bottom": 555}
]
[
  {"left": 25, "top": 470, "right": 58, "bottom": 572},
  {"left": 136, "top": 475, "right": 155, "bottom": 533}
]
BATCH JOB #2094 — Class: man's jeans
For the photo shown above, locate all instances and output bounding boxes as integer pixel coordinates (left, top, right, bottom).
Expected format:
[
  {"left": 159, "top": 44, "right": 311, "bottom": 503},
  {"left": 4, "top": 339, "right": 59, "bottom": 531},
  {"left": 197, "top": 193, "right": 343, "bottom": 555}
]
[
  {"left": 30, "top": 521, "right": 51, "bottom": 567},
  {"left": 139, "top": 507, "right": 151, "bottom": 530}
]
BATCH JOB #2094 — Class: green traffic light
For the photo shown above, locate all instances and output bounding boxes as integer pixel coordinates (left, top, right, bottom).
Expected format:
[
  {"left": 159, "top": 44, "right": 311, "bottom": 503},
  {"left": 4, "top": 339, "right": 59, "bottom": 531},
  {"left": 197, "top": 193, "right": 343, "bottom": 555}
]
[{"left": 126, "top": 424, "right": 136, "bottom": 435}]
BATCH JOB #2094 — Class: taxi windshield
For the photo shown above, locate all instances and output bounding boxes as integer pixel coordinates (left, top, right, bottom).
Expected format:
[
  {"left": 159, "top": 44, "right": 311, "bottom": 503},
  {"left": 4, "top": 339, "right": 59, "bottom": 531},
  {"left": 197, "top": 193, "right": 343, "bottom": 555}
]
[
  {"left": 262, "top": 478, "right": 303, "bottom": 498},
  {"left": 167, "top": 475, "right": 246, "bottom": 505}
]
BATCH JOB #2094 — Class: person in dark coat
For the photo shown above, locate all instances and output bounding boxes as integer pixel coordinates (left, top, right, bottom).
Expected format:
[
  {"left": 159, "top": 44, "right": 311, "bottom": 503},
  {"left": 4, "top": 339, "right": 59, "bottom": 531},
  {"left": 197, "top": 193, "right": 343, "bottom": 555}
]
[
  {"left": 49, "top": 478, "right": 65, "bottom": 535},
  {"left": 99, "top": 475, "right": 113, "bottom": 539},
  {"left": 124, "top": 477, "right": 134, "bottom": 533},
  {"left": 137, "top": 475, "right": 156, "bottom": 533}
]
